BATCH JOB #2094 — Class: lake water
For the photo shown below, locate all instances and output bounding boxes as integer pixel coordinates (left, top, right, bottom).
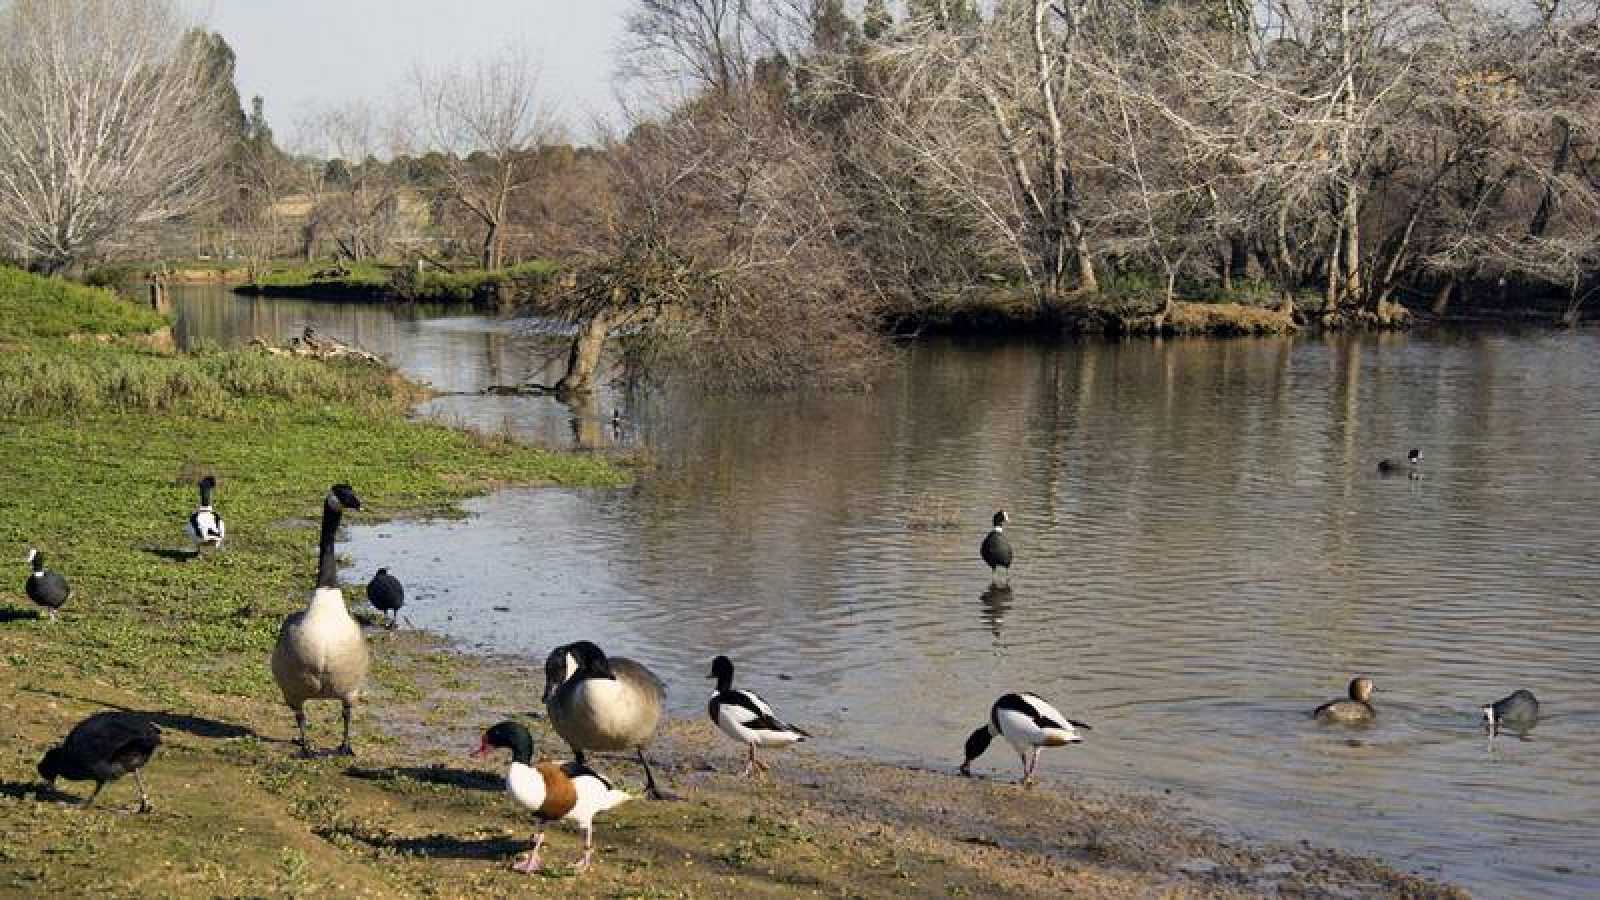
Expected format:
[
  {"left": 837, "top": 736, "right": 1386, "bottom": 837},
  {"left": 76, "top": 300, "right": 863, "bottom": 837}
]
[{"left": 172, "top": 284, "right": 1600, "bottom": 897}]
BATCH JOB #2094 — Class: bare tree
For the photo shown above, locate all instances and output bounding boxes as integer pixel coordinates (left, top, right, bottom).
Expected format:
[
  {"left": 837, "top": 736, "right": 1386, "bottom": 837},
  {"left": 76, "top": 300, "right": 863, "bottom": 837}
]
[
  {"left": 0, "top": 0, "right": 228, "bottom": 273},
  {"left": 302, "top": 102, "right": 411, "bottom": 262},
  {"left": 411, "top": 47, "right": 562, "bottom": 269}
]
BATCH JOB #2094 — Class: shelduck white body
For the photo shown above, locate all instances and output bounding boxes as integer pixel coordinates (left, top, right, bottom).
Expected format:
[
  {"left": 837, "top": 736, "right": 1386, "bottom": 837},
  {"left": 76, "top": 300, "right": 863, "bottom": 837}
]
[
  {"left": 960, "top": 692, "right": 1089, "bottom": 784},
  {"left": 707, "top": 655, "right": 808, "bottom": 776},
  {"left": 475, "top": 720, "right": 632, "bottom": 874},
  {"left": 186, "top": 476, "right": 225, "bottom": 549}
]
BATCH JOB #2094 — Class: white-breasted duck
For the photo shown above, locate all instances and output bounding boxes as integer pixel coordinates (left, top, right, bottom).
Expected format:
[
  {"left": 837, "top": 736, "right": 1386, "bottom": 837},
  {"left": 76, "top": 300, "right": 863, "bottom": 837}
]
[
  {"left": 185, "top": 476, "right": 226, "bottom": 550},
  {"left": 1483, "top": 689, "right": 1539, "bottom": 737},
  {"left": 543, "top": 641, "right": 670, "bottom": 799},
  {"left": 1377, "top": 449, "right": 1421, "bottom": 477},
  {"left": 980, "top": 510, "right": 1013, "bottom": 584},
  {"left": 366, "top": 568, "right": 404, "bottom": 629},
  {"left": 270, "top": 484, "right": 369, "bottom": 756},
  {"left": 24, "top": 549, "right": 69, "bottom": 622},
  {"left": 38, "top": 711, "right": 161, "bottom": 812},
  {"left": 473, "top": 720, "right": 632, "bottom": 874},
  {"left": 707, "top": 655, "right": 808, "bottom": 777},
  {"left": 1313, "top": 676, "right": 1376, "bottom": 724},
  {"left": 960, "top": 692, "right": 1089, "bottom": 784}
]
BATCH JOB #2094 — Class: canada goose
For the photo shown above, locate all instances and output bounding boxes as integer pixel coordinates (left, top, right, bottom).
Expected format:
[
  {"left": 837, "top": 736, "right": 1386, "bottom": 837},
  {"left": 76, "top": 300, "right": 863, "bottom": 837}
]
[
  {"left": 1314, "top": 677, "right": 1376, "bottom": 724},
  {"left": 37, "top": 712, "right": 161, "bottom": 812},
  {"left": 473, "top": 720, "right": 632, "bottom": 874},
  {"left": 1483, "top": 689, "right": 1539, "bottom": 737},
  {"left": 366, "top": 568, "right": 404, "bottom": 629},
  {"left": 23, "top": 549, "right": 69, "bottom": 622},
  {"left": 707, "top": 655, "right": 808, "bottom": 776},
  {"left": 185, "top": 476, "right": 226, "bottom": 550},
  {"left": 543, "top": 641, "right": 669, "bottom": 799},
  {"left": 980, "top": 510, "right": 1013, "bottom": 583},
  {"left": 270, "top": 484, "right": 368, "bottom": 756},
  {"left": 1377, "top": 448, "right": 1421, "bottom": 477},
  {"left": 960, "top": 692, "right": 1089, "bottom": 784}
]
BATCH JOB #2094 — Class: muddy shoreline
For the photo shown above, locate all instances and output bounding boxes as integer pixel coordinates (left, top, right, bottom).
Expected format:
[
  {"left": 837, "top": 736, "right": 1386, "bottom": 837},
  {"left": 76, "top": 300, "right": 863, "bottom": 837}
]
[{"left": 368, "top": 626, "right": 1466, "bottom": 898}]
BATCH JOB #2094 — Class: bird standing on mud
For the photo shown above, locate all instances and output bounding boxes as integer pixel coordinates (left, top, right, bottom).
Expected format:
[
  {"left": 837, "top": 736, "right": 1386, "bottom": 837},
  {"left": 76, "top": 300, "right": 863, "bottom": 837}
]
[
  {"left": 543, "top": 641, "right": 671, "bottom": 799},
  {"left": 707, "top": 655, "right": 809, "bottom": 776},
  {"left": 366, "top": 567, "right": 404, "bottom": 628},
  {"left": 981, "top": 510, "right": 1013, "bottom": 584},
  {"left": 474, "top": 720, "right": 632, "bottom": 874},
  {"left": 37, "top": 711, "right": 161, "bottom": 812},
  {"left": 961, "top": 692, "right": 1089, "bottom": 784},
  {"left": 271, "top": 484, "right": 369, "bottom": 756}
]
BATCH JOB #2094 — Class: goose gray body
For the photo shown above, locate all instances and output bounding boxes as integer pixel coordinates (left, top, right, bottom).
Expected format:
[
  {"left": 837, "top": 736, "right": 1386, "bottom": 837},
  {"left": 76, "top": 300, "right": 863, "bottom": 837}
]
[
  {"left": 271, "top": 485, "right": 368, "bottom": 755},
  {"left": 544, "top": 641, "right": 669, "bottom": 797}
]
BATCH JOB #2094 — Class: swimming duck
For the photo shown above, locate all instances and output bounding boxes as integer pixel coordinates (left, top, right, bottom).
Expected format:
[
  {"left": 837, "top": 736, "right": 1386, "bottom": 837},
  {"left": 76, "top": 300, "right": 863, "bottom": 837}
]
[
  {"left": 185, "top": 476, "right": 226, "bottom": 550},
  {"left": 366, "top": 567, "right": 404, "bottom": 629},
  {"left": 473, "top": 720, "right": 632, "bottom": 874},
  {"left": 37, "top": 712, "right": 161, "bottom": 812},
  {"left": 270, "top": 485, "right": 369, "bottom": 756},
  {"left": 980, "top": 510, "right": 1013, "bottom": 583},
  {"left": 24, "top": 549, "right": 69, "bottom": 622},
  {"left": 707, "top": 655, "right": 808, "bottom": 776},
  {"left": 1313, "top": 676, "right": 1376, "bottom": 724},
  {"left": 960, "top": 692, "right": 1089, "bottom": 784},
  {"left": 1377, "top": 449, "right": 1421, "bottom": 477},
  {"left": 1483, "top": 689, "right": 1539, "bottom": 737},
  {"left": 543, "top": 641, "right": 669, "bottom": 799}
]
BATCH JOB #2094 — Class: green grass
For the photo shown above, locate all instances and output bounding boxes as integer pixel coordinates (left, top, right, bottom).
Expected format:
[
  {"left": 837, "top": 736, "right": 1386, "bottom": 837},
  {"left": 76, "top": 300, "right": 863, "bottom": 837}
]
[
  {"left": 0, "top": 265, "right": 168, "bottom": 339},
  {"left": 235, "top": 259, "right": 558, "bottom": 304}
]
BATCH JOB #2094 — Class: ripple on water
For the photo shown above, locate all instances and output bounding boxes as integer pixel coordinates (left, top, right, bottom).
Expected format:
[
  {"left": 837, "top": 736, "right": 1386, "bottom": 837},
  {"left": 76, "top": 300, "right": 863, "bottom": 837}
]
[{"left": 323, "top": 328, "right": 1600, "bottom": 898}]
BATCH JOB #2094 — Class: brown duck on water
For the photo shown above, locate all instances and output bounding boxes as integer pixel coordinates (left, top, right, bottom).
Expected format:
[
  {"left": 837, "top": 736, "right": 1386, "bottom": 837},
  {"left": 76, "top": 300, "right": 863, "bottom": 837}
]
[{"left": 271, "top": 485, "right": 369, "bottom": 756}]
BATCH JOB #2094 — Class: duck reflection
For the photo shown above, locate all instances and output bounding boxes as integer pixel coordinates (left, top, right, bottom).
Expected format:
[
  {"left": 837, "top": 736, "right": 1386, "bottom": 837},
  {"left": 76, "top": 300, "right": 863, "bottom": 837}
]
[{"left": 979, "top": 584, "right": 1014, "bottom": 639}]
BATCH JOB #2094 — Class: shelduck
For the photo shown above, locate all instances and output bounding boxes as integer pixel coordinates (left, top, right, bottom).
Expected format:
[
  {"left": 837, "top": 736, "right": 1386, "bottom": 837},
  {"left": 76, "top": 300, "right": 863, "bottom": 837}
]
[
  {"left": 706, "top": 655, "right": 808, "bottom": 776},
  {"left": 960, "top": 692, "right": 1089, "bottom": 784},
  {"left": 185, "top": 476, "right": 226, "bottom": 550}
]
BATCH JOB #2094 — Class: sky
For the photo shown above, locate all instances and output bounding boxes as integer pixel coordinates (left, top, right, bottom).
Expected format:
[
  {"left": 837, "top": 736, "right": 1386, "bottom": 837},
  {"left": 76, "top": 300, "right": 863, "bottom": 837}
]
[{"left": 184, "top": 0, "right": 634, "bottom": 144}]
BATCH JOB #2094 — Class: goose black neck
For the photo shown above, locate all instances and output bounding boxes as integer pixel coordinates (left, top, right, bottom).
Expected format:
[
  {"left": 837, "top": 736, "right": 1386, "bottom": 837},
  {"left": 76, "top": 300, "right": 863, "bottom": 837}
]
[{"left": 316, "top": 503, "right": 342, "bottom": 589}]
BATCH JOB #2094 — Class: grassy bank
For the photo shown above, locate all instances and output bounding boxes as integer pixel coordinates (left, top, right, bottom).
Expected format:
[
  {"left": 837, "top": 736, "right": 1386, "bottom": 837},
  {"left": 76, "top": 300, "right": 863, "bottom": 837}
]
[
  {"left": 0, "top": 267, "right": 1459, "bottom": 897},
  {"left": 233, "top": 260, "right": 557, "bottom": 305}
]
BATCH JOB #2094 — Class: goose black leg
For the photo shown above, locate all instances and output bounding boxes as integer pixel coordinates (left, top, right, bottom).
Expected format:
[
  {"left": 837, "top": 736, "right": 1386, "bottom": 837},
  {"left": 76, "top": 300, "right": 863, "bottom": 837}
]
[
  {"left": 80, "top": 781, "right": 105, "bottom": 809},
  {"left": 294, "top": 707, "right": 313, "bottom": 757},
  {"left": 638, "top": 748, "right": 677, "bottom": 800},
  {"left": 337, "top": 700, "right": 355, "bottom": 756}
]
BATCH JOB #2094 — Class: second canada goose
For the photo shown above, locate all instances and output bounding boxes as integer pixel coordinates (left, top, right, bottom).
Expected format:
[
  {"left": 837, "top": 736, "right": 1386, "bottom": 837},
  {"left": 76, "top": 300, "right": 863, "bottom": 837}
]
[
  {"left": 980, "top": 510, "right": 1013, "bottom": 583},
  {"left": 1314, "top": 677, "right": 1376, "bottom": 724},
  {"left": 24, "top": 549, "right": 69, "bottom": 622},
  {"left": 366, "top": 567, "right": 404, "bottom": 628},
  {"left": 185, "top": 476, "right": 226, "bottom": 550},
  {"left": 37, "top": 712, "right": 161, "bottom": 812},
  {"left": 960, "top": 692, "right": 1089, "bottom": 784},
  {"left": 1483, "top": 689, "right": 1540, "bottom": 737},
  {"left": 270, "top": 484, "right": 368, "bottom": 756},
  {"left": 543, "top": 641, "right": 669, "bottom": 799}
]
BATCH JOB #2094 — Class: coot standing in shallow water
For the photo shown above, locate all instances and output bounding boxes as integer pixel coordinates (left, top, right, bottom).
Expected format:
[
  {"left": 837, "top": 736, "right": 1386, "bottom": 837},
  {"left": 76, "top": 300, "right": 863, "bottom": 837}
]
[
  {"left": 1377, "top": 448, "right": 1421, "bottom": 477},
  {"left": 23, "top": 549, "right": 69, "bottom": 622},
  {"left": 1314, "top": 677, "right": 1376, "bottom": 724},
  {"left": 980, "top": 510, "right": 1013, "bottom": 584},
  {"left": 37, "top": 711, "right": 161, "bottom": 812}
]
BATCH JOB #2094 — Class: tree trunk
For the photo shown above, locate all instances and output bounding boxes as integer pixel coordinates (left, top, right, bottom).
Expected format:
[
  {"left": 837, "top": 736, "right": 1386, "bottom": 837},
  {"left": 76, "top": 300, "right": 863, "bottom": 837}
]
[
  {"left": 1229, "top": 236, "right": 1250, "bottom": 286},
  {"left": 1071, "top": 223, "right": 1097, "bottom": 292},
  {"left": 1530, "top": 117, "right": 1571, "bottom": 239},
  {"left": 555, "top": 310, "right": 613, "bottom": 396},
  {"left": 481, "top": 220, "right": 501, "bottom": 270}
]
